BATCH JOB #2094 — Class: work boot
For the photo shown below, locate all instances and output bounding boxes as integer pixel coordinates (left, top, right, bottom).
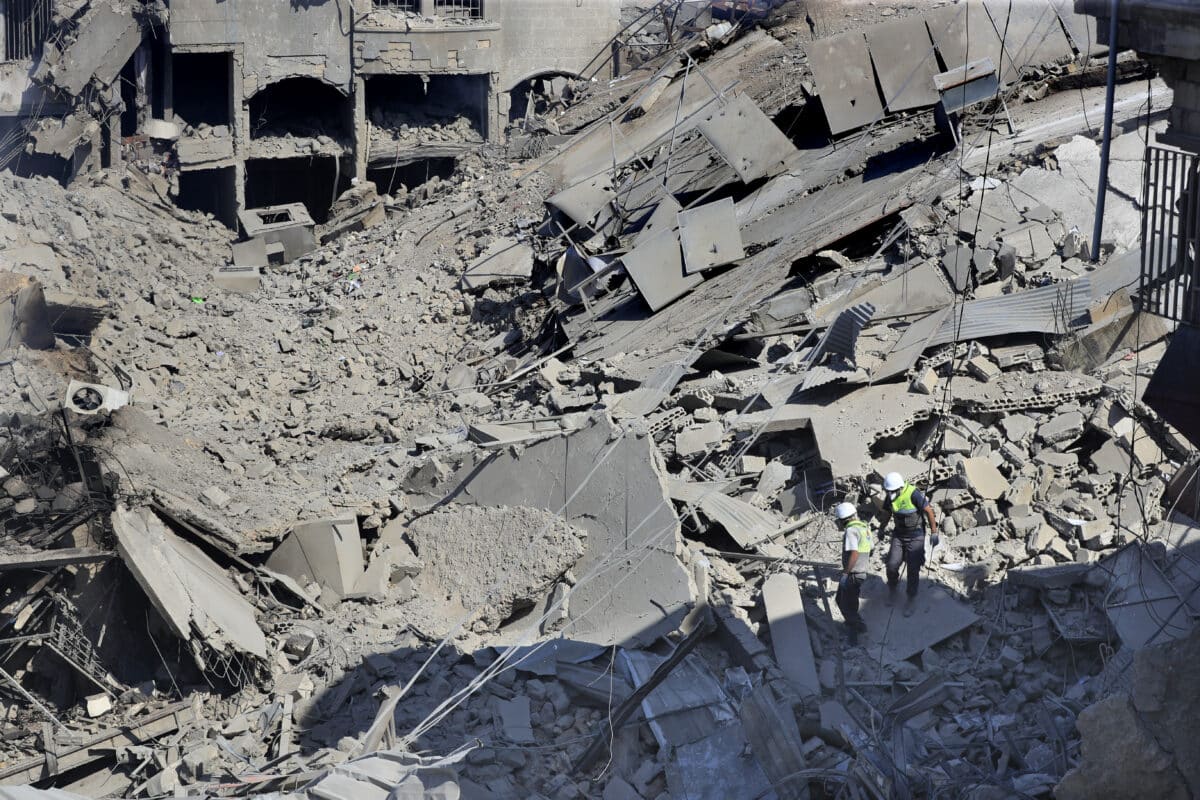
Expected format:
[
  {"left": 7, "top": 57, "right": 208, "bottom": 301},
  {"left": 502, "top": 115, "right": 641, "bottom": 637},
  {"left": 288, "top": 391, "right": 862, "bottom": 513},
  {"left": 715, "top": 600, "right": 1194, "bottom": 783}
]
[
  {"left": 852, "top": 618, "right": 868, "bottom": 634},
  {"left": 846, "top": 625, "right": 859, "bottom": 646},
  {"left": 903, "top": 595, "right": 917, "bottom": 617}
]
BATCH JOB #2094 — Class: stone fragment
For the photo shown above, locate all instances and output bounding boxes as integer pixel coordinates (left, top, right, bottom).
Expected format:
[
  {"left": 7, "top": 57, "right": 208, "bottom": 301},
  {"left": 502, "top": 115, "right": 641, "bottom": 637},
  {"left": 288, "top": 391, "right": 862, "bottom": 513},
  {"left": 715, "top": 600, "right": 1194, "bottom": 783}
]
[
  {"left": 910, "top": 367, "right": 938, "bottom": 394},
  {"left": 1038, "top": 411, "right": 1085, "bottom": 445},
  {"left": 966, "top": 355, "right": 1001, "bottom": 382},
  {"left": 675, "top": 421, "right": 724, "bottom": 457},
  {"left": 960, "top": 457, "right": 1010, "bottom": 500},
  {"left": 85, "top": 693, "right": 112, "bottom": 717},
  {"left": 200, "top": 485, "right": 231, "bottom": 509}
]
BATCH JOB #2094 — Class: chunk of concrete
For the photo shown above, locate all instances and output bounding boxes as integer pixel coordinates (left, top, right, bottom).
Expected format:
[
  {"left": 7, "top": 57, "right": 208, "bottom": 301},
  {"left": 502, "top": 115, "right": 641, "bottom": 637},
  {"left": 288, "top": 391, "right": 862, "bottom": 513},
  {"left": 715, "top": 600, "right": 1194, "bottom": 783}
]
[
  {"left": 910, "top": 366, "right": 938, "bottom": 394},
  {"left": 112, "top": 506, "right": 267, "bottom": 659},
  {"left": 762, "top": 573, "right": 819, "bottom": 698},
  {"left": 266, "top": 515, "right": 365, "bottom": 600},
  {"left": 462, "top": 238, "right": 534, "bottom": 290},
  {"left": 960, "top": 457, "right": 1010, "bottom": 500},
  {"left": 493, "top": 696, "right": 535, "bottom": 744},
  {"left": 676, "top": 421, "right": 724, "bottom": 457},
  {"left": 212, "top": 267, "right": 262, "bottom": 294},
  {"left": 966, "top": 355, "right": 1001, "bottom": 383},
  {"left": 1038, "top": 411, "right": 1085, "bottom": 445},
  {"left": 85, "top": 693, "right": 112, "bottom": 717}
]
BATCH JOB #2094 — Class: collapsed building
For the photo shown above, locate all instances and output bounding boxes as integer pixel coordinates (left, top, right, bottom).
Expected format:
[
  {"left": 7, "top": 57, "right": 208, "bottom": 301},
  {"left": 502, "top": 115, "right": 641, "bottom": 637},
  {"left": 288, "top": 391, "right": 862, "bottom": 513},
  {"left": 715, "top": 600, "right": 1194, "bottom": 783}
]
[
  {"left": 1, "top": 0, "right": 1200, "bottom": 798},
  {"left": 1, "top": 0, "right": 624, "bottom": 225}
]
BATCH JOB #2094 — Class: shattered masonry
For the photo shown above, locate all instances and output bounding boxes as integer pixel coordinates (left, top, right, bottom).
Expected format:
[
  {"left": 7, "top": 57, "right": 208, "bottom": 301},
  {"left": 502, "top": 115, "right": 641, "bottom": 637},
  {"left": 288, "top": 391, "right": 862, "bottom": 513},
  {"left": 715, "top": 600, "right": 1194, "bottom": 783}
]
[{"left": 1, "top": 0, "right": 1200, "bottom": 799}]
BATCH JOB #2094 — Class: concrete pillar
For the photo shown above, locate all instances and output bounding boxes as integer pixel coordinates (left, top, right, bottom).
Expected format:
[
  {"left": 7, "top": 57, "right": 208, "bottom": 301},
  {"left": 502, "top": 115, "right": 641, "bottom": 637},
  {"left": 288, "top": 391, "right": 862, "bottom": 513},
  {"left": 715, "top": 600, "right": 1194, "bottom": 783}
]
[
  {"left": 353, "top": 75, "right": 367, "bottom": 181},
  {"left": 487, "top": 72, "right": 500, "bottom": 142},
  {"left": 419, "top": 0, "right": 435, "bottom": 16},
  {"left": 162, "top": 46, "right": 173, "bottom": 120}
]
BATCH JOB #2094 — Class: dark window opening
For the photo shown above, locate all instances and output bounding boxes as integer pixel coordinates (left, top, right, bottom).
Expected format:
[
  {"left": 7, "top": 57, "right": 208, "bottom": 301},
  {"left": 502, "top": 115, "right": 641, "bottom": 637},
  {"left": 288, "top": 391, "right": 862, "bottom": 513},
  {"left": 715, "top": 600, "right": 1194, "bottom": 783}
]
[
  {"left": 366, "top": 73, "right": 488, "bottom": 142},
  {"left": 244, "top": 156, "right": 349, "bottom": 224},
  {"left": 4, "top": 0, "right": 51, "bottom": 61},
  {"left": 172, "top": 52, "right": 233, "bottom": 127},
  {"left": 249, "top": 77, "right": 350, "bottom": 141},
  {"left": 119, "top": 57, "right": 138, "bottom": 137},
  {"left": 176, "top": 167, "right": 238, "bottom": 229},
  {"left": 372, "top": 0, "right": 418, "bottom": 9},
  {"left": 508, "top": 73, "right": 576, "bottom": 123},
  {"left": 434, "top": 0, "right": 483, "bottom": 19},
  {"left": 257, "top": 209, "right": 292, "bottom": 225},
  {"left": 367, "top": 156, "right": 456, "bottom": 196}
]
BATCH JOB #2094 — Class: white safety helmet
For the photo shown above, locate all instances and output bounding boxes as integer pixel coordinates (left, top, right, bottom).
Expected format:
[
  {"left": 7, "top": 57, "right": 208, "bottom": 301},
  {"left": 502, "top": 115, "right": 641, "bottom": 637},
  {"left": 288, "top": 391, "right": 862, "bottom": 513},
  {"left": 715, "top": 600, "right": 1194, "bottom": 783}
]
[
  {"left": 883, "top": 472, "right": 905, "bottom": 492},
  {"left": 834, "top": 502, "right": 856, "bottom": 521}
]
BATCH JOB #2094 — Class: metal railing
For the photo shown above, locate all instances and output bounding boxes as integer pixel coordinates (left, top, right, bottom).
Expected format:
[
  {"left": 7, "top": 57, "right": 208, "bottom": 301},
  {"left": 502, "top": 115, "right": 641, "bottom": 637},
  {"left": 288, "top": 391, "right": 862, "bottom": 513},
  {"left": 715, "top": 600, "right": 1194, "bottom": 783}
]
[
  {"left": 1142, "top": 143, "right": 1200, "bottom": 326},
  {"left": 433, "top": 0, "right": 483, "bottom": 19},
  {"left": 371, "top": 0, "right": 419, "bottom": 10}
]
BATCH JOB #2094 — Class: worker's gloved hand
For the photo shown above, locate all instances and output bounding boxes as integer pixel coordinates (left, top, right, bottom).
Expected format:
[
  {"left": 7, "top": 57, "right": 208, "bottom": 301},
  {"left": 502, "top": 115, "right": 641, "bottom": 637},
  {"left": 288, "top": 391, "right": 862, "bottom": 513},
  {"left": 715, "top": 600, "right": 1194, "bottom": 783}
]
[
  {"left": 931, "top": 534, "right": 941, "bottom": 548},
  {"left": 838, "top": 574, "right": 849, "bottom": 589}
]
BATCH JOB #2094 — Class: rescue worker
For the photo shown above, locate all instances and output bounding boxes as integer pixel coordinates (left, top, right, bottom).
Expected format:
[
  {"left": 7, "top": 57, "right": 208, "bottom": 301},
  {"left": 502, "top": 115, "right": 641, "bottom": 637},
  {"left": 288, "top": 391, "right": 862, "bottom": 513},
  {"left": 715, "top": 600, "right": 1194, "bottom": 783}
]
[
  {"left": 878, "top": 471, "right": 938, "bottom": 616},
  {"left": 834, "top": 501, "right": 871, "bottom": 645}
]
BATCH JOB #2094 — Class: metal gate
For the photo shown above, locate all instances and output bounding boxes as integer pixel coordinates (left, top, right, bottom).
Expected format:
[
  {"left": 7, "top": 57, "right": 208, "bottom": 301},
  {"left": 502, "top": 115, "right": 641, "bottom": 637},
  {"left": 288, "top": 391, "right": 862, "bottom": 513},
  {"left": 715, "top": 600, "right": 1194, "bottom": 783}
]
[{"left": 1142, "top": 143, "right": 1200, "bottom": 326}]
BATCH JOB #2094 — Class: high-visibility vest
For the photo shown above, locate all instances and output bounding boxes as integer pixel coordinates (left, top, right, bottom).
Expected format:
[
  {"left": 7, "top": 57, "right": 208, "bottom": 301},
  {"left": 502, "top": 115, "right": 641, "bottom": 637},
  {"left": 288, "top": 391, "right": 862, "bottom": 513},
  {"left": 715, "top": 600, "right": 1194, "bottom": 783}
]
[
  {"left": 890, "top": 483, "right": 918, "bottom": 514},
  {"left": 890, "top": 483, "right": 924, "bottom": 533},
  {"left": 845, "top": 520, "right": 873, "bottom": 553}
]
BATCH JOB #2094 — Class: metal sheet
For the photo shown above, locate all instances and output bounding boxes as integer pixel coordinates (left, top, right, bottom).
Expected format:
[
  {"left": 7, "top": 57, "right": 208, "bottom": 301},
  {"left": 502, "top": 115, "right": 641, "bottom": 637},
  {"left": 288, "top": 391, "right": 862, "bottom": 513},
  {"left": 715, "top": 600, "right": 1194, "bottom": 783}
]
[
  {"left": 866, "top": 17, "right": 940, "bottom": 112},
  {"left": 806, "top": 29, "right": 884, "bottom": 135},
  {"left": 546, "top": 174, "right": 616, "bottom": 232},
  {"left": 677, "top": 197, "right": 746, "bottom": 273},
  {"left": 695, "top": 92, "right": 796, "bottom": 182},
  {"left": 983, "top": 0, "right": 1074, "bottom": 74},
  {"left": 926, "top": 1, "right": 1014, "bottom": 84},
  {"left": 622, "top": 227, "right": 703, "bottom": 313},
  {"left": 1051, "top": 0, "right": 1107, "bottom": 57}
]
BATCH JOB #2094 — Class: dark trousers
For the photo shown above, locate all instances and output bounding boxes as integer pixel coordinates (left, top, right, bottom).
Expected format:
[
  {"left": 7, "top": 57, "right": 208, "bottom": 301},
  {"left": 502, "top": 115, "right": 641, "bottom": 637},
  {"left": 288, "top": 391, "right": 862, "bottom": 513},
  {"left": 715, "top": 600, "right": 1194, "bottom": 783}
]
[
  {"left": 886, "top": 534, "right": 926, "bottom": 598},
  {"left": 836, "top": 573, "right": 866, "bottom": 628}
]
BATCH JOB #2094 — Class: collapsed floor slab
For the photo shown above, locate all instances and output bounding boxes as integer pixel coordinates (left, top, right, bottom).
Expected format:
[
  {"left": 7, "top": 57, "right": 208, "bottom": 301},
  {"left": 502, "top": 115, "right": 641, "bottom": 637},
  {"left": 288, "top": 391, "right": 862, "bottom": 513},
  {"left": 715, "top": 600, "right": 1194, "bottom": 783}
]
[{"left": 435, "top": 413, "right": 695, "bottom": 646}]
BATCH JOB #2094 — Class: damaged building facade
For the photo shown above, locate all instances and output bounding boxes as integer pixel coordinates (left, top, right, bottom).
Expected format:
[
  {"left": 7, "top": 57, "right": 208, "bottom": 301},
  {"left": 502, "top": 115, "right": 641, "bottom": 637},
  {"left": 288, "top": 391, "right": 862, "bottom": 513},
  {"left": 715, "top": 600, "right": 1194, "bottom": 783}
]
[{"left": 0, "top": 0, "right": 621, "bottom": 226}]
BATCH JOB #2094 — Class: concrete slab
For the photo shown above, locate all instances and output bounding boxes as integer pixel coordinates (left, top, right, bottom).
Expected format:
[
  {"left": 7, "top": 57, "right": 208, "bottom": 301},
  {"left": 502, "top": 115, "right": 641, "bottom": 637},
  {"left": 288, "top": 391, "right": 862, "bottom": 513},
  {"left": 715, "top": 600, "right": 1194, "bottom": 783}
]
[
  {"left": 960, "top": 457, "right": 1010, "bottom": 500},
  {"left": 762, "top": 573, "right": 820, "bottom": 698},
  {"left": 622, "top": 226, "right": 703, "bottom": 313},
  {"left": 694, "top": 92, "right": 796, "bottom": 182},
  {"left": 664, "top": 722, "right": 773, "bottom": 800},
  {"left": 927, "top": 1, "right": 1013, "bottom": 83},
  {"left": 461, "top": 238, "right": 534, "bottom": 290},
  {"left": 806, "top": 29, "right": 884, "bottom": 135},
  {"left": 837, "top": 576, "right": 979, "bottom": 662},
  {"left": 667, "top": 479, "right": 782, "bottom": 550},
  {"left": 231, "top": 238, "right": 267, "bottom": 270},
  {"left": 866, "top": 17, "right": 940, "bottom": 112},
  {"left": 112, "top": 506, "right": 267, "bottom": 659},
  {"left": 266, "top": 516, "right": 364, "bottom": 600},
  {"left": 678, "top": 197, "right": 745, "bottom": 273},
  {"left": 449, "top": 414, "right": 694, "bottom": 646},
  {"left": 983, "top": 0, "right": 1074, "bottom": 73}
]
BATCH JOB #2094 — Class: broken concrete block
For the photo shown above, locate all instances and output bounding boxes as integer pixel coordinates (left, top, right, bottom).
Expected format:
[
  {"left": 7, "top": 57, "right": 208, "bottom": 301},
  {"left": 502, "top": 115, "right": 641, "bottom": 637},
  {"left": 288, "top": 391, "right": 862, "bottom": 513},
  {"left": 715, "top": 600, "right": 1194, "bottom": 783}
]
[
  {"left": 283, "top": 629, "right": 317, "bottom": 660},
  {"left": 84, "top": 693, "right": 112, "bottom": 717},
  {"left": 966, "top": 355, "right": 1001, "bottom": 383},
  {"left": 1027, "top": 523, "right": 1058, "bottom": 555},
  {"left": 493, "top": 695, "right": 535, "bottom": 744},
  {"left": 211, "top": 266, "right": 262, "bottom": 294},
  {"left": 1038, "top": 411, "right": 1084, "bottom": 445},
  {"left": 1060, "top": 227, "right": 1087, "bottom": 259},
  {"left": 1091, "top": 439, "right": 1132, "bottom": 475},
  {"left": 910, "top": 366, "right": 939, "bottom": 394},
  {"left": 200, "top": 485, "right": 231, "bottom": 509},
  {"left": 738, "top": 455, "right": 766, "bottom": 474},
  {"left": 1001, "top": 414, "right": 1036, "bottom": 443},
  {"left": 675, "top": 421, "right": 724, "bottom": 457},
  {"left": 266, "top": 515, "right": 365, "bottom": 600},
  {"left": 755, "top": 461, "right": 792, "bottom": 497},
  {"left": 960, "top": 457, "right": 1010, "bottom": 500}
]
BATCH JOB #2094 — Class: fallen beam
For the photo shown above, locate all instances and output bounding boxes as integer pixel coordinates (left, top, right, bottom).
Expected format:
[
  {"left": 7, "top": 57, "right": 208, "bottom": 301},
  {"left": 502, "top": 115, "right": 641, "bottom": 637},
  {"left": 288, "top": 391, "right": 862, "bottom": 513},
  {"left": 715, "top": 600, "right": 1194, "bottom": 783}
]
[
  {"left": 0, "top": 549, "right": 114, "bottom": 572},
  {"left": 0, "top": 700, "right": 196, "bottom": 784}
]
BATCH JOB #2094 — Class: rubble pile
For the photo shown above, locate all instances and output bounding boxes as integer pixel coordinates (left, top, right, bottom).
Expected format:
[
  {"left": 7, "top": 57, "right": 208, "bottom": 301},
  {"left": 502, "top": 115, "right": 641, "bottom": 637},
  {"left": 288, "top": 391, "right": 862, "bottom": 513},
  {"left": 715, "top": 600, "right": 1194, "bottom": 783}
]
[{"left": 1, "top": 2, "right": 1199, "bottom": 799}]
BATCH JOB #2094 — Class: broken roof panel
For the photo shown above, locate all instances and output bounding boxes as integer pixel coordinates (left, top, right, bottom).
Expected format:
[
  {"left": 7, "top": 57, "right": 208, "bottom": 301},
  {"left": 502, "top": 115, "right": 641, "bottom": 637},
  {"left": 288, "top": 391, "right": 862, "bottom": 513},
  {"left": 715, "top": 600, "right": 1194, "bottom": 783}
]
[
  {"left": 461, "top": 238, "right": 534, "bottom": 290},
  {"left": 927, "top": 1, "right": 1014, "bottom": 84},
  {"left": 667, "top": 479, "right": 781, "bottom": 549},
  {"left": 622, "top": 226, "right": 703, "bottom": 313},
  {"left": 112, "top": 506, "right": 267, "bottom": 661},
  {"left": 806, "top": 29, "right": 884, "bottom": 135},
  {"left": 677, "top": 197, "right": 746, "bottom": 273},
  {"left": 695, "top": 92, "right": 797, "bottom": 182},
  {"left": 546, "top": 174, "right": 617, "bottom": 233},
  {"left": 983, "top": 0, "right": 1075, "bottom": 72},
  {"left": 866, "top": 17, "right": 941, "bottom": 112}
]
